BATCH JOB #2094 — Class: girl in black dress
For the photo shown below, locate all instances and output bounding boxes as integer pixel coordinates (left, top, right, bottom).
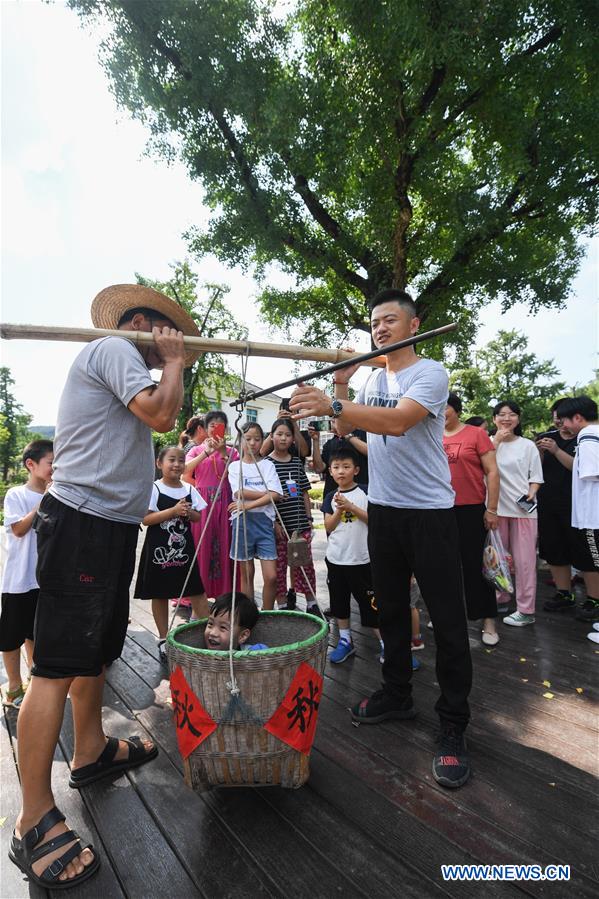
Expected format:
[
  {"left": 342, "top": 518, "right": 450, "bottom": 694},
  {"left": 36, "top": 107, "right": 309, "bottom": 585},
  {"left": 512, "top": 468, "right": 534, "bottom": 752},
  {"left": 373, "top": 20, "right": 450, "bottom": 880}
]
[{"left": 135, "top": 446, "right": 208, "bottom": 662}]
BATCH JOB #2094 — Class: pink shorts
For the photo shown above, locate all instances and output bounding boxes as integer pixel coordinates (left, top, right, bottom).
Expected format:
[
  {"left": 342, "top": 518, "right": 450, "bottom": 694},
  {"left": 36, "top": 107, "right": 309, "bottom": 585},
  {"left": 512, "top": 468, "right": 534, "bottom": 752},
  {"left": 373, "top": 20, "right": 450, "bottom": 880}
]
[{"left": 275, "top": 528, "right": 316, "bottom": 598}]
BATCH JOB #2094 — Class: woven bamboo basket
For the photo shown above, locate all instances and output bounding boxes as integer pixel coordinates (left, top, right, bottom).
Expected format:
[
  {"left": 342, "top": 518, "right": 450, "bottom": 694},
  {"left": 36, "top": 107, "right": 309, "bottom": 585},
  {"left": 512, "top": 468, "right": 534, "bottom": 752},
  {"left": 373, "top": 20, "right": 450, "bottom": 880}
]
[{"left": 166, "top": 611, "right": 328, "bottom": 790}]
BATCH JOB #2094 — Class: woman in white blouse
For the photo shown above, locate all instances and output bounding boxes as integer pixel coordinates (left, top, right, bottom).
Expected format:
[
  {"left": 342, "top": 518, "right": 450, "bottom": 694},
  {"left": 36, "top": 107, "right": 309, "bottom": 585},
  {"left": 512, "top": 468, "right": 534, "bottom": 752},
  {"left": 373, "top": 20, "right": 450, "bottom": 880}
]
[{"left": 492, "top": 401, "right": 544, "bottom": 627}]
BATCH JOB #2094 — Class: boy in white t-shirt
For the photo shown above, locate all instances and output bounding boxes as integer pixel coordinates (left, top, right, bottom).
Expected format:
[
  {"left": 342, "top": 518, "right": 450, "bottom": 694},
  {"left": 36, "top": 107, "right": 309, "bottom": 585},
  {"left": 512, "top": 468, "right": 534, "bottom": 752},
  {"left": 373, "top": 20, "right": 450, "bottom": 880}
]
[
  {"left": 0, "top": 440, "right": 53, "bottom": 708},
  {"left": 555, "top": 396, "right": 599, "bottom": 628},
  {"left": 322, "top": 449, "right": 384, "bottom": 663}
]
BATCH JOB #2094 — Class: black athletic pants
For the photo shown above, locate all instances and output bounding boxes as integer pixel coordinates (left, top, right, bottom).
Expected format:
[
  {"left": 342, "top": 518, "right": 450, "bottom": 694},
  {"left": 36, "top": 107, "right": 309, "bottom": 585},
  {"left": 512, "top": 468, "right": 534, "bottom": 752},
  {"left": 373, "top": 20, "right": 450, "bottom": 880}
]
[
  {"left": 454, "top": 504, "right": 497, "bottom": 620},
  {"left": 368, "top": 504, "right": 472, "bottom": 730}
]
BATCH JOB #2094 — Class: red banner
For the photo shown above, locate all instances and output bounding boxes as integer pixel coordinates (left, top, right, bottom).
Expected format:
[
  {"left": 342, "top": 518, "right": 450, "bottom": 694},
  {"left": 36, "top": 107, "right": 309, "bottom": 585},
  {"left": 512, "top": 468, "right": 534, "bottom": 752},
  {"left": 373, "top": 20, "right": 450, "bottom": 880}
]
[
  {"left": 169, "top": 666, "right": 217, "bottom": 759},
  {"left": 264, "top": 662, "right": 323, "bottom": 755}
]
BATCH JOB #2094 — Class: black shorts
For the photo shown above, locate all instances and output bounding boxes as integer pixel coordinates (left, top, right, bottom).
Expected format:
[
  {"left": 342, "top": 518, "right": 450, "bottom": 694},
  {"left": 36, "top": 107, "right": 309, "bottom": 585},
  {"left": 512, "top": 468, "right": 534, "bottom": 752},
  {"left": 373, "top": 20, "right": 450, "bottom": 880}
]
[
  {"left": 325, "top": 559, "right": 379, "bottom": 627},
  {"left": 572, "top": 529, "right": 599, "bottom": 573},
  {"left": 32, "top": 494, "right": 139, "bottom": 679},
  {"left": 538, "top": 505, "right": 577, "bottom": 566},
  {"left": 0, "top": 589, "right": 38, "bottom": 652}
]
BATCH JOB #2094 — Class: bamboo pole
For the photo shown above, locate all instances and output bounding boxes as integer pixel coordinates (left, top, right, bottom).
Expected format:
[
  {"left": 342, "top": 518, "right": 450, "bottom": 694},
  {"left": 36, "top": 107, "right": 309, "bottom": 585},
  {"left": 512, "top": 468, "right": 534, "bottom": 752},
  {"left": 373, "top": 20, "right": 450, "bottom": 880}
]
[{"left": 0, "top": 323, "right": 386, "bottom": 368}]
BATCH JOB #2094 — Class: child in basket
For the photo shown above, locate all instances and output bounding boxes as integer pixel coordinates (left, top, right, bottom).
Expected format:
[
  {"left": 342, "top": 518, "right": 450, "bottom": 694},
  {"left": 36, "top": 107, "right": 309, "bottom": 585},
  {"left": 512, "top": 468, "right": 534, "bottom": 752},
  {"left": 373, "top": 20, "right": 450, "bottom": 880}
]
[
  {"left": 0, "top": 440, "right": 53, "bottom": 709},
  {"left": 134, "top": 446, "right": 209, "bottom": 664},
  {"left": 204, "top": 592, "right": 265, "bottom": 650},
  {"left": 322, "top": 448, "right": 384, "bottom": 663},
  {"left": 227, "top": 422, "right": 283, "bottom": 610},
  {"left": 268, "top": 417, "right": 323, "bottom": 618}
]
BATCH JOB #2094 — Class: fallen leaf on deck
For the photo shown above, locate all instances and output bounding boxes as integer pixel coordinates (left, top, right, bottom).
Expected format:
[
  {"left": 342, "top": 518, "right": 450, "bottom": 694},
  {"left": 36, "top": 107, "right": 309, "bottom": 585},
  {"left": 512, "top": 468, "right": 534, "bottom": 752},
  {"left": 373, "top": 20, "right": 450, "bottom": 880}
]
[
  {"left": 521, "top": 678, "right": 528, "bottom": 682},
  {"left": 519, "top": 657, "right": 527, "bottom": 662},
  {"left": 0, "top": 817, "right": 6, "bottom": 828},
  {"left": 576, "top": 687, "right": 583, "bottom": 694},
  {"left": 543, "top": 692, "right": 554, "bottom": 699},
  {"left": 542, "top": 680, "right": 551, "bottom": 688},
  {"left": 548, "top": 782, "right": 556, "bottom": 787}
]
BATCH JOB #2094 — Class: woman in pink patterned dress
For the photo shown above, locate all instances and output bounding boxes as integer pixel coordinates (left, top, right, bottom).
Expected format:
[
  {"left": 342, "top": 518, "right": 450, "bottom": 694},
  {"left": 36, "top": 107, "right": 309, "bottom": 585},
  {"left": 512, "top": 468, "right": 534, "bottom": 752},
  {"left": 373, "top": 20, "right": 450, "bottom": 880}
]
[{"left": 183, "top": 410, "right": 239, "bottom": 598}]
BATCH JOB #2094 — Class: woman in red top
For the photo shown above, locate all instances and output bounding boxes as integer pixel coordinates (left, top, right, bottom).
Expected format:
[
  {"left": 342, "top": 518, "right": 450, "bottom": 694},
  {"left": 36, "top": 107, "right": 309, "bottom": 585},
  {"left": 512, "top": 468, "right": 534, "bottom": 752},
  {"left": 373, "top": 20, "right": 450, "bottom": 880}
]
[{"left": 444, "top": 393, "right": 501, "bottom": 645}]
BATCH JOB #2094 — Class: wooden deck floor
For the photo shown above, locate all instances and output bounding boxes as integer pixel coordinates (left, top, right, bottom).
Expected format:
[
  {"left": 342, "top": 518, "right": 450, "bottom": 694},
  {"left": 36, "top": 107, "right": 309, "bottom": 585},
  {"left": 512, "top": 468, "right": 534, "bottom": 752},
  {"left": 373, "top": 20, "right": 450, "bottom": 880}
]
[{"left": 1, "top": 524, "right": 598, "bottom": 899}]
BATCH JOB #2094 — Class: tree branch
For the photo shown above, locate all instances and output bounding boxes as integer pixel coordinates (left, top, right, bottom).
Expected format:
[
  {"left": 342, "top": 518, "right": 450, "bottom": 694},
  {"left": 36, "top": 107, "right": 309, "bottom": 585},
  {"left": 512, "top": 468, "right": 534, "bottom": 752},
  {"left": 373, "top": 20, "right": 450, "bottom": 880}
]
[
  {"left": 415, "top": 25, "right": 564, "bottom": 156},
  {"left": 121, "top": 6, "right": 372, "bottom": 298}
]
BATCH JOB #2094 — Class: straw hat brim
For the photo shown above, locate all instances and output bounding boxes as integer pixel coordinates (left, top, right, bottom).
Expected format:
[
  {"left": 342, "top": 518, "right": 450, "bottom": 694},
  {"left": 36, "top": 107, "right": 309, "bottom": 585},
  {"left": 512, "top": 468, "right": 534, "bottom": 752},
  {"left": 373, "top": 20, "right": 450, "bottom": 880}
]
[{"left": 91, "top": 284, "right": 202, "bottom": 368}]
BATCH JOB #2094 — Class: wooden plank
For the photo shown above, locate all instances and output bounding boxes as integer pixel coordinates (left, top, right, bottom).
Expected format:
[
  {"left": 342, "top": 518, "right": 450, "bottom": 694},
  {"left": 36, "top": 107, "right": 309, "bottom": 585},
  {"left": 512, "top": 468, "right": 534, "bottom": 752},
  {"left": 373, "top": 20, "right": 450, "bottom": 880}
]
[
  {"left": 315, "top": 712, "right": 597, "bottom": 898},
  {"left": 306, "top": 747, "right": 514, "bottom": 899},
  {"left": 325, "top": 647, "right": 598, "bottom": 781},
  {"left": 202, "top": 786, "right": 374, "bottom": 899},
  {"left": 320, "top": 675, "right": 599, "bottom": 882},
  {"left": 0, "top": 713, "right": 48, "bottom": 899},
  {"left": 256, "top": 782, "right": 447, "bottom": 898},
  {"left": 58, "top": 699, "right": 201, "bottom": 898}
]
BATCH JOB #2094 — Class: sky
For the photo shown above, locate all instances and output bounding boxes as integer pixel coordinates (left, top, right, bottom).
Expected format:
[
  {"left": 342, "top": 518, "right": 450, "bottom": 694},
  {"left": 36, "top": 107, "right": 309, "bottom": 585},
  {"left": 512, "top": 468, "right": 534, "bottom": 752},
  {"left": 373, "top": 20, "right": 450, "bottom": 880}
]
[{"left": 1, "top": 0, "right": 597, "bottom": 426}]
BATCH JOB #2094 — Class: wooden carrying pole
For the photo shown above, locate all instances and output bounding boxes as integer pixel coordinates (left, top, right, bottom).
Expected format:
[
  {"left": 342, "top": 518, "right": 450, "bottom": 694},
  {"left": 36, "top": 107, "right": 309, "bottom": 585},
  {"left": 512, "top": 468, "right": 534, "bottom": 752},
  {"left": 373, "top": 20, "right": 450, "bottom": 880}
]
[{"left": 0, "top": 323, "right": 385, "bottom": 368}]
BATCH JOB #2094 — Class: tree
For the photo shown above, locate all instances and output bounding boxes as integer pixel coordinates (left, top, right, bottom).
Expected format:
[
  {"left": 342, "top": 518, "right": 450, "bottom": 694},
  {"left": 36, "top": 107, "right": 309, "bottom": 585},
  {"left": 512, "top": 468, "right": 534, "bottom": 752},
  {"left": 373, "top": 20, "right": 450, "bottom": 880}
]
[
  {"left": 0, "top": 368, "right": 33, "bottom": 482},
  {"left": 135, "top": 261, "right": 248, "bottom": 429},
  {"left": 449, "top": 330, "right": 566, "bottom": 432},
  {"left": 70, "top": 0, "right": 598, "bottom": 350}
]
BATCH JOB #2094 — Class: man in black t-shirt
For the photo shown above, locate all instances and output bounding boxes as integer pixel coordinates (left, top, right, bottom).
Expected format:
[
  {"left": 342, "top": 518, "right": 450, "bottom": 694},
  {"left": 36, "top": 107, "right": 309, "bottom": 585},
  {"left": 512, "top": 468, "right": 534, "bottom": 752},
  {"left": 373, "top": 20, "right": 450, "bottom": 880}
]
[
  {"left": 536, "top": 404, "right": 577, "bottom": 612},
  {"left": 311, "top": 419, "right": 368, "bottom": 496}
]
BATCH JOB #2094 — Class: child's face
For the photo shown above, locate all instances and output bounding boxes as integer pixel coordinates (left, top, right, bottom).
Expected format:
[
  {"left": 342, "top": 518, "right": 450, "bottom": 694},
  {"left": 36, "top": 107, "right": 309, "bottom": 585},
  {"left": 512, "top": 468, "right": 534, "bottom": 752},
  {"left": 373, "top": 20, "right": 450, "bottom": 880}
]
[
  {"left": 204, "top": 610, "right": 250, "bottom": 650},
  {"left": 158, "top": 448, "right": 185, "bottom": 481},
  {"left": 28, "top": 452, "right": 54, "bottom": 485},
  {"left": 272, "top": 425, "right": 293, "bottom": 453},
  {"left": 330, "top": 458, "right": 358, "bottom": 489},
  {"left": 243, "top": 427, "right": 263, "bottom": 458}
]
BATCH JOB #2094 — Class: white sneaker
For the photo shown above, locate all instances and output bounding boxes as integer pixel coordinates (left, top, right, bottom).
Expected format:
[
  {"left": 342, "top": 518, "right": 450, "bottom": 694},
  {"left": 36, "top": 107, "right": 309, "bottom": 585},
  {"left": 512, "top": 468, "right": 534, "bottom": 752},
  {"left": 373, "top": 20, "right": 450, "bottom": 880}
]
[
  {"left": 592, "top": 622, "right": 599, "bottom": 632},
  {"left": 503, "top": 611, "right": 535, "bottom": 627},
  {"left": 587, "top": 632, "right": 599, "bottom": 644}
]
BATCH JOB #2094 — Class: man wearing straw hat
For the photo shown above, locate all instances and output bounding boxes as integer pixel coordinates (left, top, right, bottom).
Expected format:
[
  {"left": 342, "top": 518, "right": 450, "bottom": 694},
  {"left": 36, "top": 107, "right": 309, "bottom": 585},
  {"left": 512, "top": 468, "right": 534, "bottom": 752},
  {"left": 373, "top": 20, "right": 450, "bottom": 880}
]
[{"left": 9, "top": 285, "right": 200, "bottom": 889}]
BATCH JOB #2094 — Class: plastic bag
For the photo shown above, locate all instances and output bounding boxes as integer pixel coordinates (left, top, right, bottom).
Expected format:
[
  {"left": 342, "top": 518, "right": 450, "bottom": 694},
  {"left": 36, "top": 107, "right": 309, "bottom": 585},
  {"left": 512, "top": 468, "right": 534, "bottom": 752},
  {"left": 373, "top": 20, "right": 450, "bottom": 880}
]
[{"left": 482, "top": 529, "right": 514, "bottom": 593}]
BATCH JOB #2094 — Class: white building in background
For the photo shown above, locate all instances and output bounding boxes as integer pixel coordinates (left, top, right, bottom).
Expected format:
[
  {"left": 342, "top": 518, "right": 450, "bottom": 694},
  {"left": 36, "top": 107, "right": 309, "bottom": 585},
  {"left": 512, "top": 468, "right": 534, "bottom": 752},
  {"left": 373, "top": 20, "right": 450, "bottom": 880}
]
[
  {"left": 204, "top": 380, "right": 285, "bottom": 434},
  {"left": 204, "top": 380, "right": 332, "bottom": 445}
]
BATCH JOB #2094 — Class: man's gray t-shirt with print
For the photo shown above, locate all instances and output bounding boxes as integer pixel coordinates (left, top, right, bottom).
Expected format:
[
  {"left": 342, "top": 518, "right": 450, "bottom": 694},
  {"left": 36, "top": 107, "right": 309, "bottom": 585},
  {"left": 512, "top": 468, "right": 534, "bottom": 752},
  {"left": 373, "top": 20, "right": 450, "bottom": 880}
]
[
  {"left": 50, "top": 337, "right": 156, "bottom": 524},
  {"left": 356, "top": 358, "right": 454, "bottom": 510}
]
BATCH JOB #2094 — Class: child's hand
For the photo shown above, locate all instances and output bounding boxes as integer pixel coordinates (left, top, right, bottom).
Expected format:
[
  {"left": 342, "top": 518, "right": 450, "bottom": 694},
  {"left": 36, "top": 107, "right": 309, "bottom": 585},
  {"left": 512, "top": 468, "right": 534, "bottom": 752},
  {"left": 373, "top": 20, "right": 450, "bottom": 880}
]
[
  {"left": 334, "top": 492, "right": 351, "bottom": 511},
  {"left": 173, "top": 499, "right": 191, "bottom": 518},
  {"left": 228, "top": 500, "right": 244, "bottom": 514}
]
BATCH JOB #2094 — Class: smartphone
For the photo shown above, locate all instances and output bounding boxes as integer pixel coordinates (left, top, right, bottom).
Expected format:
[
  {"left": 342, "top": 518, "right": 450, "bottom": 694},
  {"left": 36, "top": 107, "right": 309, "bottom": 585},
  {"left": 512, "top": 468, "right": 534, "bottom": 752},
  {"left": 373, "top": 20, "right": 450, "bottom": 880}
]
[
  {"left": 213, "top": 422, "right": 226, "bottom": 440},
  {"left": 309, "top": 420, "right": 320, "bottom": 431},
  {"left": 516, "top": 494, "right": 537, "bottom": 514},
  {"left": 280, "top": 398, "right": 291, "bottom": 412}
]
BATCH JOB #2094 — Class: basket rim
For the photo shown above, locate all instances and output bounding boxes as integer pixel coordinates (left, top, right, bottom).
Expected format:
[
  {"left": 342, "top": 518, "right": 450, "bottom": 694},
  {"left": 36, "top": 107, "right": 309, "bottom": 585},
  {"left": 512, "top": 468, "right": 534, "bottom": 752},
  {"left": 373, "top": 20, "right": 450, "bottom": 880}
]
[{"left": 166, "top": 609, "right": 328, "bottom": 658}]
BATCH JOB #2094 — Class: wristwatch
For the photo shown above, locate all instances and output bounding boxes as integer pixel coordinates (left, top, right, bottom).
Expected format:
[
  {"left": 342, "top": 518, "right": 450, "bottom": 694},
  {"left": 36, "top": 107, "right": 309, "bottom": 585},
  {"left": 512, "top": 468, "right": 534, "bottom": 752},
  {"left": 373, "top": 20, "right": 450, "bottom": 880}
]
[{"left": 330, "top": 398, "right": 344, "bottom": 418}]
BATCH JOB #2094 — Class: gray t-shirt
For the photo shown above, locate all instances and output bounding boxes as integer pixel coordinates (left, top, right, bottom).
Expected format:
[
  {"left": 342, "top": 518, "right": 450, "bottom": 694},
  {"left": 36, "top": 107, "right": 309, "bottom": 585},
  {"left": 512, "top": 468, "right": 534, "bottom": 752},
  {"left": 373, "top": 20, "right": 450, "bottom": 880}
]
[
  {"left": 50, "top": 337, "right": 156, "bottom": 524},
  {"left": 356, "top": 358, "right": 455, "bottom": 510}
]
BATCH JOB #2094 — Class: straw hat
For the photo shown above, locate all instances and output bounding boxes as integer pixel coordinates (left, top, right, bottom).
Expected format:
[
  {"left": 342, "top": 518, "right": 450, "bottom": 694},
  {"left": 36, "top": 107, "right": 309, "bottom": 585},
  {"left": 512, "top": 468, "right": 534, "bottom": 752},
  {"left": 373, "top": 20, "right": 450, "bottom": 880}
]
[{"left": 91, "top": 284, "right": 202, "bottom": 367}]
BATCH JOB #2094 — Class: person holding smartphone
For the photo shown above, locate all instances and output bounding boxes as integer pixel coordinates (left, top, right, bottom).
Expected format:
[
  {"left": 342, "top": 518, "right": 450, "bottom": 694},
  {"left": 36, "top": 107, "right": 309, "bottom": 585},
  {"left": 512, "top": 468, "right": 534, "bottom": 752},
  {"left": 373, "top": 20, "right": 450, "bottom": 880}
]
[
  {"left": 492, "top": 401, "right": 544, "bottom": 627},
  {"left": 183, "top": 410, "right": 239, "bottom": 598}
]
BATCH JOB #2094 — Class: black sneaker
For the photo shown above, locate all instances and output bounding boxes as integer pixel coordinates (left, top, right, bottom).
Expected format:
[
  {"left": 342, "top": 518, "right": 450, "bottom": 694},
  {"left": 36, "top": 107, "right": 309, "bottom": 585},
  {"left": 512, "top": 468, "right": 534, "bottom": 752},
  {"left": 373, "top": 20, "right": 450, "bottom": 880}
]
[
  {"left": 157, "top": 639, "right": 168, "bottom": 666},
  {"left": 306, "top": 603, "right": 325, "bottom": 621},
  {"left": 543, "top": 592, "right": 576, "bottom": 612},
  {"left": 575, "top": 599, "right": 599, "bottom": 622},
  {"left": 286, "top": 589, "right": 297, "bottom": 611},
  {"left": 350, "top": 689, "right": 416, "bottom": 725},
  {"left": 432, "top": 724, "right": 470, "bottom": 788}
]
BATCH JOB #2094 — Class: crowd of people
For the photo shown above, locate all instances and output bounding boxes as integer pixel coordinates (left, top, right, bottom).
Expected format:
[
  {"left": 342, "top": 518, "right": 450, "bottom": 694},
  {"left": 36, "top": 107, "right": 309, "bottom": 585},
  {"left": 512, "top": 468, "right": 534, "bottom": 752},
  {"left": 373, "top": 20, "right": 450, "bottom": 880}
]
[{"left": 1, "top": 283, "right": 597, "bottom": 889}]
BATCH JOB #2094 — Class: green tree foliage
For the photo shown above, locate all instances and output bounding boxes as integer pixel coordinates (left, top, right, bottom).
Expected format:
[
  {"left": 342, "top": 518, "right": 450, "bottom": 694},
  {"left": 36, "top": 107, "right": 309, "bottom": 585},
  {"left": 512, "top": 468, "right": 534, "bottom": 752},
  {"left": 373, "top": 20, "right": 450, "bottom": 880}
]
[
  {"left": 450, "top": 330, "right": 566, "bottom": 432},
  {"left": 0, "top": 367, "right": 34, "bottom": 482},
  {"left": 136, "top": 261, "right": 247, "bottom": 431},
  {"left": 70, "top": 0, "right": 598, "bottom": 350},
  {"left": 576, "top": 370, "right": 599, "bottom": 405}
]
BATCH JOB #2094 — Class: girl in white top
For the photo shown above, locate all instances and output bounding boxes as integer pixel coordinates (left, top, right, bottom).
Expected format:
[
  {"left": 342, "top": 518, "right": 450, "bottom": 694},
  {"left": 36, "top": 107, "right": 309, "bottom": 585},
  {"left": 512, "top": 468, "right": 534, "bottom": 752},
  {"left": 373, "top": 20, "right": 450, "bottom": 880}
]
[
  {"left": 227, "top": 423, "right": 283, "bottom": 610},
  {"left": 492, "top": 401, "right": 544, "bottom": 626}
]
